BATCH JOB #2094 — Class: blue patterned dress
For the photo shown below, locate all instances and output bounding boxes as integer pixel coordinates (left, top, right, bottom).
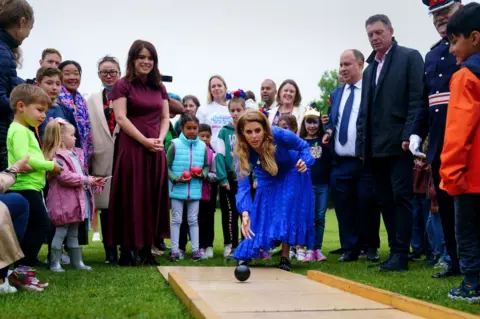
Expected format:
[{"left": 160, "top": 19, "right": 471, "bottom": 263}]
[{"left": 233, "top": 127, "right": 315, "bottom": 260}]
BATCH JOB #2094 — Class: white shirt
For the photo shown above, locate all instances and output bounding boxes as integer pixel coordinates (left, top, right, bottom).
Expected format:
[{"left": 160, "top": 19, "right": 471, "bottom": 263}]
[
  {"left": 375, "top": 47, "right": 392, "bottom": 84},
  {"left": 334, "top": 80, "right": 362, "bottom": 157},
  {"left": 196, "top": 101, "right": 232, "bottom": 151}
]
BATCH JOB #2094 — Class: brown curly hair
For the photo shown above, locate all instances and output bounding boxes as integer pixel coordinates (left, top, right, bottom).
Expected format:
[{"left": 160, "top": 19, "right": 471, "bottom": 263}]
[{"left": 235, "top": 110, "right": 278, "bottom": 177}]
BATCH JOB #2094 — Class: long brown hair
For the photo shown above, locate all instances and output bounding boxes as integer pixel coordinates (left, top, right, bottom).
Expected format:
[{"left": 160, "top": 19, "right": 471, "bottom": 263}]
[
  {"left": 126, "top": 40, "right": 163, "bottom": 90},
  {"left": 235, "top": 110, "right": 278, "bottom": 177},
  {"left": 0, "top": 0, "right": 34, "bottom": 29},
  {"left": 276, "top": 79, "right": 302, "bottom": 107}
]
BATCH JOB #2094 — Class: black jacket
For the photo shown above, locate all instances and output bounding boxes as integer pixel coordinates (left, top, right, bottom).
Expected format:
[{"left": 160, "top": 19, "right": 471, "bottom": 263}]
[
  {"left": 356, "top": 39, "right": 426, "bottom": 160},
  {"left": 0, "top": 29, "right": 22, "bottom": 147}
]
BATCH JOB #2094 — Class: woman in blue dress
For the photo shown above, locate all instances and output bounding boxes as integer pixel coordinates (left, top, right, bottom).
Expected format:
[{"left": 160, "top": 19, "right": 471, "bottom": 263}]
[{"left": 233, "top": 110, "right": 315, "bottom": 271}]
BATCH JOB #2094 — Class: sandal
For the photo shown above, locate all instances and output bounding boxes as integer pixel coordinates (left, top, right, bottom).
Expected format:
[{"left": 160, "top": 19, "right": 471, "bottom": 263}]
[{"left": 278, "top": 257, "right": 292, "bottom": 272}]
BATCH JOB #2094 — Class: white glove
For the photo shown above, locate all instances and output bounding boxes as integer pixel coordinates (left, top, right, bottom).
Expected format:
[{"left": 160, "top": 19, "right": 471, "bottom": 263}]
[{"left": 409, "top": 134, "right": 426, "bottom": 158}]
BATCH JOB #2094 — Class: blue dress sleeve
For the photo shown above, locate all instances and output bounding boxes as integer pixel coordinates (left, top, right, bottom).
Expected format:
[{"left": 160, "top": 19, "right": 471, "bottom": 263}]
[
  {"left": 234, "top": 155, "right": 253, "bottom": 214},
  {"left": 273, "top": 127, "right": 315, "bottom": 167}
]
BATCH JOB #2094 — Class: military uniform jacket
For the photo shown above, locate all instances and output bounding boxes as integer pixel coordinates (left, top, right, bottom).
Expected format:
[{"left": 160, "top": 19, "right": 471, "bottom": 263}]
[{"left": 412, "top": 39, "right": 459, "bottom": 163}]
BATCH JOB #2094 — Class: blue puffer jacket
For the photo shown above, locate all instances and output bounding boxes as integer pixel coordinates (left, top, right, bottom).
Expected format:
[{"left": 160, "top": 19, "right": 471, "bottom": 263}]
[{"left": 0, "top": 29, "right": 23, "bottom": 147}]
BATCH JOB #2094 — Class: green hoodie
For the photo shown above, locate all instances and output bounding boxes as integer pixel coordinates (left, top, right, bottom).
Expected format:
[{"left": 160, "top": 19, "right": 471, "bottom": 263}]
[{"left": 215, "top": 124, "right": 236, "bottom": 186}]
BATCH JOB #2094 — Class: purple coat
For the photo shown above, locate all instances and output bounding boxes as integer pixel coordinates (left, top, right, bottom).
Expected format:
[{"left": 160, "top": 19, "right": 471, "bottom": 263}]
[{"left": 46, "top": 148, "right": 95, "bottom": 226}]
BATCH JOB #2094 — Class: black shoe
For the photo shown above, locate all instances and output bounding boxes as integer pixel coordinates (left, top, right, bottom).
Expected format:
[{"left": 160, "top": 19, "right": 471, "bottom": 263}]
[
  {"left": 408, "top": 251, "right": 423, "bottom": 261},
  {"left": 432, "top": 265, "right": 461, "bottom": 278},
  {"left": 118, "top": 248, "right": 138, "bottom": 267},
  {"left": 105, "top": 246, "right": 118, "bottom": 264},
  {"left": 367, "top": 248, "right": 380, "bottom": 262},
  {"left": 358, "top": 249, "right": 367, "bottom": 258},
  {"left": 330, "top": 248, "right": 344, "bottom": 255},
  {"left": 338, "top": 252, "right": 358, "bottom": 262},
  {"left": 157, "top": 241, "right": 170, "bottom": 251},
  {"left": 425, "top": 253, "right": 438, "bottom": 266},
  {"left": 379, "top": 254, "right": 408, "bottom": 272},
  {"left": 278, "top": 257, "right": 292, "bottom": 272}
]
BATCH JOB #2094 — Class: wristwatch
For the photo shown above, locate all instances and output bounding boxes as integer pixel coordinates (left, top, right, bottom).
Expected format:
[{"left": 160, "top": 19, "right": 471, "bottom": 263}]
[{"left": 4, "top": 167, "right": 17, "bottom": 180}]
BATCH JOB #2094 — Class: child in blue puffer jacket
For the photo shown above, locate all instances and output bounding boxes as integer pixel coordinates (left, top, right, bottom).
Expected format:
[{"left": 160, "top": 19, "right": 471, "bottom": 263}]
[{"left": 167, "top": 113, "right": 209, "bottom": 261}]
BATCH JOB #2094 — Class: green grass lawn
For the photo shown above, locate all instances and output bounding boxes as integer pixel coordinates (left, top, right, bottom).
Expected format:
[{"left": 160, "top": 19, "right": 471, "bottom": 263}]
[{"left": 1, "top": 210, "right": 480, "bottom": 319}]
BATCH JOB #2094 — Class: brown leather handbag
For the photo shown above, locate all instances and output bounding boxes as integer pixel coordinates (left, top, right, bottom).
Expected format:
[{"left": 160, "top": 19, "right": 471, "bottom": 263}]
[{"left": 413, "top": 158, "right": 429, "bottom": 195}]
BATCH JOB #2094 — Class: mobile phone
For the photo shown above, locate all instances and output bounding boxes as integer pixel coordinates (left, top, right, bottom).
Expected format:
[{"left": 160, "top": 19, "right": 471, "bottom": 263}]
[{"left": 101, "top": 176, "right": 112, "bottom": 182}]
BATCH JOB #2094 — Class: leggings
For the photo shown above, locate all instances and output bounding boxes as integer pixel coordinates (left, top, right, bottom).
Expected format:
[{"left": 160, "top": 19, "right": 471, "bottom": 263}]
[
  {"left": 51, "top": 223, "right": 80, "bottom": 250},
  {"left": 219, "top": 178, "right": 240, "bottom": 249},
  {"left": 171, "top": 200, "right": 199, "bottom": 254}
]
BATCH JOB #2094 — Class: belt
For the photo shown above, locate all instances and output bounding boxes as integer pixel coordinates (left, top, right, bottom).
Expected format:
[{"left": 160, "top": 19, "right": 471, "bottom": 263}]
[{"left": 429, "top": 92, "right": 450, "bottom": 107}]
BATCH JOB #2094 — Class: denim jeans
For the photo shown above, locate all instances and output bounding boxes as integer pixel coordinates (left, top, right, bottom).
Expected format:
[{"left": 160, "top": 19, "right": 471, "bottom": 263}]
[
  {"left": 0, "top": 193, "right": 29, "bottom": 279},
  {"left": 411, "top": 194, "right": 431, "bottom": 254},
  {"left": 312, "top": 184, "right": 329, "bottom": 250},
  {"left": 426, "top": 211, "right": 450, "bottom": 262}
]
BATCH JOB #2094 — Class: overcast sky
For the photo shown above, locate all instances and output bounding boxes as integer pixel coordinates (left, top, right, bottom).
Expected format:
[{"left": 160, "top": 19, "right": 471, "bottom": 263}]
[{"left": 20, "top": 0, "right": 479, "bottom": 104}]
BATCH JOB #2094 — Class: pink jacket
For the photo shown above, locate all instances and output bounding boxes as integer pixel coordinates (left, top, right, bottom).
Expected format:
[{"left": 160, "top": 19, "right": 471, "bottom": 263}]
[{"left": 46, "top": 148, "right": 95, "bottom": 226}]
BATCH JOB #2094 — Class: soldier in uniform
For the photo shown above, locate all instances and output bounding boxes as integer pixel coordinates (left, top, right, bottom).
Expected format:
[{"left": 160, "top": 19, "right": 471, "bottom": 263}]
[{"left": 410, "top": 0, "right": 462, "bottom": 279}]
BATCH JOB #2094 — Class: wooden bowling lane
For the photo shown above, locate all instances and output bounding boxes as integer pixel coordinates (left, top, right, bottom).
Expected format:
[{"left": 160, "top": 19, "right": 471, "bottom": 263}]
[{"left": 158, "top": 266, "right": 421, "bottom": 319}]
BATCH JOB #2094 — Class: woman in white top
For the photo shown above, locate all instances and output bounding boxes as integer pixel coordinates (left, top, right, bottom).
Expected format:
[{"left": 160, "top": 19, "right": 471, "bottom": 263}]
[
  {"left": 268, "top": 79, "right": 305, "bottom": 132},
  {"left": 86, "top": 55, "right": 121, "bottom": 264},
  {"left": 196, "top": 75, "right": 232, "bottom": 151}
]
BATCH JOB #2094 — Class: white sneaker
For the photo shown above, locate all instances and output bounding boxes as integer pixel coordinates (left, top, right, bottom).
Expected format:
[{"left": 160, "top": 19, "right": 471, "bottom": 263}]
[
  {"left": 296, "top": 248, "right": 306, "bottom": 262},
  {"left": 0, "top": 278, "right": 17, "bottom": 294},
  {"left": 61, "top": 253, "right": 70, "bottom": 265},
  {"left": 223, "top": 244, "right": 232, "bottom": 258},
  {"left": 289, "top": 248, "right": 297, "bottom": 260},
  {"left": 206, "top": 247, "right": 214, "bottom": 258},
  {"left": 92, "top": 232, "right": 101, "bottom": 242}
]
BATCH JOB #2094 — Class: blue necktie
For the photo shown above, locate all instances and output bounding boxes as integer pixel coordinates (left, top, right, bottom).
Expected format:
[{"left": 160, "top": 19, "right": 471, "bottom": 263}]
[{"left": 339, "top": 85, "right": 355, "bottom": 145}]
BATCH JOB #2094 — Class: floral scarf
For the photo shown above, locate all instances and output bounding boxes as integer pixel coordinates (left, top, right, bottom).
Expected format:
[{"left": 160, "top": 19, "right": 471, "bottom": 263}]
[{"left": 58, "top": 86, "right": 93, "bottom": 167}]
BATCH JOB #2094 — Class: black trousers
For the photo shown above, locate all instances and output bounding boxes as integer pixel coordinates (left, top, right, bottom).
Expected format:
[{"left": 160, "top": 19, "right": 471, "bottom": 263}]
[
  {"left": 179, "top": 183, "right": 218, "bottom": 251},
  {"left": 219, "top": 178, "right": 240, "bottom": 249},
  {"left": 454, "top": 194, "right": 480, "bottom": 283},
  {"left": 9, "top": 190, "right": 51, "bottom": 266},
  {"left": 432, "top": 156, "right": 459, "bottom": 268},
  {"left": 371, "top": 152, "right": 414, "bottom": 256},
  {"left": 331, "top": 157, "right": 378, "bottom": 253}
]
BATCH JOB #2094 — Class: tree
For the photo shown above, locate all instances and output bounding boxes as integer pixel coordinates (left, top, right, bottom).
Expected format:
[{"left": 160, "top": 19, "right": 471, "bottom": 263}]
[{"left": 310, "top": 70, "right": 340, "bottom": 115}]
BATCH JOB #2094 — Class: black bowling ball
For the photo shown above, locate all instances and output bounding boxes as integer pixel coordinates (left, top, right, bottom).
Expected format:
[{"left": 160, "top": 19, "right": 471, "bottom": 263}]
[{"left": 234, "top": 265, "right": 250, "bottom": 282}]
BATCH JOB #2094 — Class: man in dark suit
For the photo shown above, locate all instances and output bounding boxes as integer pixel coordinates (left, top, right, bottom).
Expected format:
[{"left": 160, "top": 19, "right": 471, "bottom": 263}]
[
  {"left": 356, "top": 14, "right": 426, "bottom": 271},
  {"left": 324, "top": 49, "right": 379, "bottom": 263}
]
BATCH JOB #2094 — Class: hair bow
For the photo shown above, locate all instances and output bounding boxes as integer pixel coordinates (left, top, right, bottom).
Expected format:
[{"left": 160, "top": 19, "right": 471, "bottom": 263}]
[{"left": 226, "top": 89, "right": 247, "bottom": 101}]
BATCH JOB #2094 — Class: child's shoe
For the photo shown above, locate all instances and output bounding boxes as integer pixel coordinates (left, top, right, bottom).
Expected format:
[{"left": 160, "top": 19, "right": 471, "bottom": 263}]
[
  {"left": 448, "top": 281, "right": 480, "bottom": 303},
  {"left": 13, "top": 266, "right": 49, "bottom": 288},
  {"left": 0, "top": 278, "right": 17, "bottom": 294},
  {"left": 49, "top": 248, "right": 66, "bottom": 272},
  {"left": 8, "top": 272, "right": 44, "bottom": 292},
  {"left": 304, "top": 250, "right": 315, "bottom": 262},
  {"left": 192, "top": 250, "right": 202, "bottom": 261},
  {"left": 206, "top": 246, "right": 214, "bottom": 258},
  {"left": 289, "top": 247, "right": 297, "bottom": 260},
  {"left": 92, "top": 232, "right": 101, "bottom": 242},
  {"left": 69, "top": 247, "right": 92, "bottom": 271},
  {"left": 261, "top": 250, "right": 272, "bottom": 260},
  {"left": 296, "top": 248, "right": 306, "bottom": 262},
  {"left": 223, "top": 244, "right": 232, "bottom": 258},
  {"left": 278, "top": 257, "right": 292, "bottom": 272},
  {"left": 314, "top": 249, "right": 327, "bottom": 262},
  {"left": 179, "top": 250, "right": 185, "bottom": 261},
  {"left": 61, "top": 253, "right": 71, "bottom": 265},
  {"left": 199, "top": 248, "right": 208, "bottom": 260},
  {"left": 169, "top": 252, "right": 180, "bottom": 262}
]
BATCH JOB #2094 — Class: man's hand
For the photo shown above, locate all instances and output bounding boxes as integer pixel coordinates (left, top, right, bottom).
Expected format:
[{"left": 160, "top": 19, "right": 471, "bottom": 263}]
[
  {"left": 322, "top": 129, "right": 333, "bottom": 144},
  {"left": 408, "top": 134, "right": 426, "bottom": 157}
]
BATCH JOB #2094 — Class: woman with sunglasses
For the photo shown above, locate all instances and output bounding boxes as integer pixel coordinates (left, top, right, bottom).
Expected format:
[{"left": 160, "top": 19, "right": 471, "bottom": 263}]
[{"left": 86, "top": 55, "right": 121, "bottom": 264}]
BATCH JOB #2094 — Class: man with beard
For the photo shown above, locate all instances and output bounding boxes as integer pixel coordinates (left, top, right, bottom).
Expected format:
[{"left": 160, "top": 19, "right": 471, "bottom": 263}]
[
  {"left": 410, "top": 0, "right": 462, "bottom": 278},
  {"left": 259, "top": 79, "right": 277, "bottom": 115}
]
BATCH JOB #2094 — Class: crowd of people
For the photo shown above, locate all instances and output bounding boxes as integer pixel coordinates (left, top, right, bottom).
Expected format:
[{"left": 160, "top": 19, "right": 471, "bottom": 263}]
[{"left": 0, "top": 0, "right": 479, "bottom": 304}]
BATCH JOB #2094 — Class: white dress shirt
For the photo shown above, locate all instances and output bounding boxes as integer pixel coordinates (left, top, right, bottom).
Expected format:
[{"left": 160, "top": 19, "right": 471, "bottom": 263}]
[
  {"left": 375, "top": 47, "right": 392, "bottom": 84},
  {"left": 334, "top": 80, "right": 362, "bottom": 157}
]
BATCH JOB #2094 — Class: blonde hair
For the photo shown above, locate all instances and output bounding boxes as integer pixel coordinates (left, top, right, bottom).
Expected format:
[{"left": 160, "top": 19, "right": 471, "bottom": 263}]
[
  {"left": 235, "top": 110, "right": 278, "bottom": 177},
  {"left": 207, "top": 75, "right": 227, "bottom": 104},
  {"left": 42, "top": 119, "right": 76, "bottom": 160}
]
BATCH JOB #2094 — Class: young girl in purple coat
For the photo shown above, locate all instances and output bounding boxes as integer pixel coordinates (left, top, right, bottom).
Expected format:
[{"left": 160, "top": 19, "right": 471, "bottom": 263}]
[{"left": 43, "top": 118, "right": 104, "bottom": 272}]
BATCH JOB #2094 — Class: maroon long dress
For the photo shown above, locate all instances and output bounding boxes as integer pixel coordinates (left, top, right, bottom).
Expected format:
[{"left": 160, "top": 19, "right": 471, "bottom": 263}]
[{"left": 106, "top": 77, "right": 170, "bottom": 249}]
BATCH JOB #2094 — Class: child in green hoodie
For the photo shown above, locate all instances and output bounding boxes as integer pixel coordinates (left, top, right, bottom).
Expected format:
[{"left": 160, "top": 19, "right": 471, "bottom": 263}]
[{"left": 215, "top": 96, "right": 246, "bottom": 258}]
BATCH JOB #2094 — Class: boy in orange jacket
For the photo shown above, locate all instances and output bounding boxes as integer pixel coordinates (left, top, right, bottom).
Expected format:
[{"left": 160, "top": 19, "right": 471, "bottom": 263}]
[{"left": 440, "top": 2, "right": 480, "bottom": 302}]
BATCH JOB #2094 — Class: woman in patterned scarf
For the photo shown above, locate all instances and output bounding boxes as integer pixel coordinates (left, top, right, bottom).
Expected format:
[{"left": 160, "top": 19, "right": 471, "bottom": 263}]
[{"left": 57, "top": 60, "right": 93, "bottom": 167}]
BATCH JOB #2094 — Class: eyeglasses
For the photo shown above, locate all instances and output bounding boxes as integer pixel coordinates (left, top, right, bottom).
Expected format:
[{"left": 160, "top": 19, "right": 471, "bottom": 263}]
[{"left": 99, "top": 70, "right": 119, "bottom": 77}]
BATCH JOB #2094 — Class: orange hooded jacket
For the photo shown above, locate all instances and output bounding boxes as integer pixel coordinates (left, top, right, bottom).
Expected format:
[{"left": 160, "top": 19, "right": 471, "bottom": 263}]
[{"left": 440, "top": 53, "right": 480, "bottom": 196}]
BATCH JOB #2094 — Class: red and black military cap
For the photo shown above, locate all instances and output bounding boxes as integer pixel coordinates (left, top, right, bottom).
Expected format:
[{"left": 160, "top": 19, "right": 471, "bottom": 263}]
[{"left": 422, "top": 0, "right": 461, "bottom": 13}]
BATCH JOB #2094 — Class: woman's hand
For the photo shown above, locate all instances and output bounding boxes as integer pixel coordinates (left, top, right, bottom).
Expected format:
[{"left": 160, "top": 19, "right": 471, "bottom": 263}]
[
  {"left": 143, "top": 138, "right": 163, "bottom": 152},
  {"left": 11, "top": 155, "right": 32, "bottom": 173},
  {"left": 296, "top": 159, "right": 307, "bottom": 173},
  {"left": 241, "top": 211, "right": 255, "bottom": 239}
]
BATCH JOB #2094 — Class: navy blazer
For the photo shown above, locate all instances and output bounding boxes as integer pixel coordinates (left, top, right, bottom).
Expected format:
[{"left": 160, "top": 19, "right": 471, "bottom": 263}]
[{"left": 325, "top": 85, "right": 347, "bottom": 162}]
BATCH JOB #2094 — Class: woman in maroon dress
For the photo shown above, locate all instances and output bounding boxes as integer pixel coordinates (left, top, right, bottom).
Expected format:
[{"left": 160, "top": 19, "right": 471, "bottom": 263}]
[{"left": 106, "top": 40, "right": 170, "bottom": 266}]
